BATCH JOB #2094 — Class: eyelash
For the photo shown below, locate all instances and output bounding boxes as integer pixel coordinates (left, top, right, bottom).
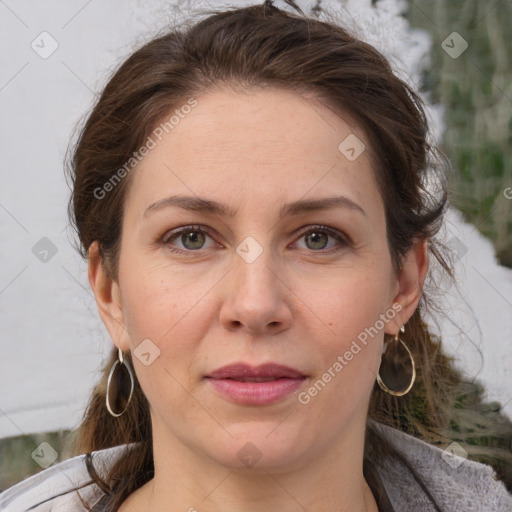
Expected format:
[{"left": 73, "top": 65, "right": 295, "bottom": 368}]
[{"left": 160, "top": 224, "right": 350, "bottom": 255}]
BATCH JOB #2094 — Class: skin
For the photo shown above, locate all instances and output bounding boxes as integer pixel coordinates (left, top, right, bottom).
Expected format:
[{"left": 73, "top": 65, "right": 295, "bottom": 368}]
[{"left": 89, "top": 87, "right": 428, "bottom": 512}]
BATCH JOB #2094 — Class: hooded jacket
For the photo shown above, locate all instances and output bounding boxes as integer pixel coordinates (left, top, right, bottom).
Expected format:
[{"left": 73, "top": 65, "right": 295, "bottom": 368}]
[{"left": 1, "top": 422, "right": 511, "bottom": 512}]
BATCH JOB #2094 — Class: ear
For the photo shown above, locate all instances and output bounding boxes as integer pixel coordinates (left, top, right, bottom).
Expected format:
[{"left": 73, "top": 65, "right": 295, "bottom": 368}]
[
  {"left": 385, "top": 238, "right": 429, "bottom": 335},
  {"left": 88, "top": 241, "right": 130, "bottom": 352}
]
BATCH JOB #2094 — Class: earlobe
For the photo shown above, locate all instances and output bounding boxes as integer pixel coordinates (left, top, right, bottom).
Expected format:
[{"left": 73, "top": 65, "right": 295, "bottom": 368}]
[
  {"left": 88, "top": 241, "right": 130, "bottom": 351},
  {"left": 387, "top": 239, "right": 429, "bottom": 333}
]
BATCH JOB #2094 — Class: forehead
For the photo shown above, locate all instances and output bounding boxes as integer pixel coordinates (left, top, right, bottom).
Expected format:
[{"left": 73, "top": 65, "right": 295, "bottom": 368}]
[{"left": 124, "top": 87, "right": 383, "bottom": 220}]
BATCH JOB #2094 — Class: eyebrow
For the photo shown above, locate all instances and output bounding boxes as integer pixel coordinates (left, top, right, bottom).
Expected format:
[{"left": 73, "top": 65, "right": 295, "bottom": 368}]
[{"left": 143, "top": 194, "right": 367, "bottom": 219}]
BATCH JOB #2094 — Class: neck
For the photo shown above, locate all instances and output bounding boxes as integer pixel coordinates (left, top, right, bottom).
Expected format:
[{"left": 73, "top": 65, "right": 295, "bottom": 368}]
[{"left": 123, "top": 416, "right": 379, "bottom": 512}]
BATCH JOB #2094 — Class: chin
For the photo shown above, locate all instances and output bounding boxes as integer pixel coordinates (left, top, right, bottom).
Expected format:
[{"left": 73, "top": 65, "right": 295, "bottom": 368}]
[{"left": 203, "top": 421, "right": 312, "bottom": 473}]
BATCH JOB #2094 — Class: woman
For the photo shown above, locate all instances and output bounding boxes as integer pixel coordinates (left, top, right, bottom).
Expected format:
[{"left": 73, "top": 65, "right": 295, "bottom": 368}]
[{"left": 1, "top": 1, "right": 511, "bottom": 511}]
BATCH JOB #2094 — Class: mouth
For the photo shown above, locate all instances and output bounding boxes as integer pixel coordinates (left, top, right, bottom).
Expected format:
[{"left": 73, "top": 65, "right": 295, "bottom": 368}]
[
  {"left": 205, "top": 363, "right": 307, "bottom": 405},
  {"left": 221, "top": 376, "right": 289, "bottom": 382},
  {"left": 206, "top": 362, "right": 306, "bottom": 380}
]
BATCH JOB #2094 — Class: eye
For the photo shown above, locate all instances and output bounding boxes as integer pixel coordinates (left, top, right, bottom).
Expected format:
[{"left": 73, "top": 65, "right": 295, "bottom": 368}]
[
  {"left": 162, "top": 225, "right": 217, "bottom": 253},
  {"left": 293, "top": 225, "right": 349, "bottom": 253},
  {"left": 160, "top": 224, "right": 349, "bottom": 255}
]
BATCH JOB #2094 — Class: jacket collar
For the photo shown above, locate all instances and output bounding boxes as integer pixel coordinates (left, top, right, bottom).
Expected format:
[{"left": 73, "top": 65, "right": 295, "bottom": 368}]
[{"left": 1, "top": 422, "right": 510, "bottom": 512}]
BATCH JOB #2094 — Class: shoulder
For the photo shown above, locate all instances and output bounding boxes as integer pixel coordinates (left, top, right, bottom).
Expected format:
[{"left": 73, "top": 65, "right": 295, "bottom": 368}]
[
  {"left": 371, "top": 421, "right": 512, "bottom": 512},
  {"left": 0, "top": 444, "right": 133, "bottom": 512}
]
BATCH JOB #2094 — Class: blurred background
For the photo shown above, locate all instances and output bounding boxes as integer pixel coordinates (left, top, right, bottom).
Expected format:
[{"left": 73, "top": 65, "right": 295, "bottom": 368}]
[
  {"left": 408, "top": 0, "right": 512, "bottom": 267},
  {"left": 1, "top": 0, "right": 511, "bottom": 491}
]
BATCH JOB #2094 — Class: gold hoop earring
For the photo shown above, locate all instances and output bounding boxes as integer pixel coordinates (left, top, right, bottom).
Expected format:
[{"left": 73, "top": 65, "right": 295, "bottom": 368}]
[
  {"left": 376, "top": 325, "right": 416, "bottom": 396},
  {"left": 106, "top": 348, "right": 135, "bottom": 417}
]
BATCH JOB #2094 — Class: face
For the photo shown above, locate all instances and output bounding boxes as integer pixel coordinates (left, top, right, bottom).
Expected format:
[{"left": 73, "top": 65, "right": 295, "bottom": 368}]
[{"left": 95, "top": 87, "right": 415, "bottom": 473}]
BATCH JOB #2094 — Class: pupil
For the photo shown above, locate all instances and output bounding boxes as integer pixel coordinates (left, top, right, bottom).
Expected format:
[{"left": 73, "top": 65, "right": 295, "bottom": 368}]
[
  {"left": 183, "top": 231, "right": 204, "bottom": 249},
  {"left": 307, "top": 232, "right": 327, "bottom": 250}
]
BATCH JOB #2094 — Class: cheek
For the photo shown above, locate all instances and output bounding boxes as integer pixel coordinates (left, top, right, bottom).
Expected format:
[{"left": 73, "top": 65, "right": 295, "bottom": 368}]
[
  {"left": 119, "top": 257, "right": 211, "bottom": 343},
  {"left": 314, "top": 267, "right": 390, "bottom": 342},
  {"left": 121, "top": 275, "right": 202, "bottom": 421},
  {"left": 304, "top": 265, "right": 390, "bottom": 393},
  {"left": 118, "top": 260, "right": 221, "bottom": 394}
]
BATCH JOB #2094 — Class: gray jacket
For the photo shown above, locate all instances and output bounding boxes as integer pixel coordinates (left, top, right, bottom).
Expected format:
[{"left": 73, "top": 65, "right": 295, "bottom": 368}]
[{"left": 1, "top": 422, "right": 511, "bottom": 511}]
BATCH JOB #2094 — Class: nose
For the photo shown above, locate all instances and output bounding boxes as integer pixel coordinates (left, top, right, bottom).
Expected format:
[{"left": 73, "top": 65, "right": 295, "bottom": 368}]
[{"left": 219, "top": 244, "right": 293, "bottom": 335}]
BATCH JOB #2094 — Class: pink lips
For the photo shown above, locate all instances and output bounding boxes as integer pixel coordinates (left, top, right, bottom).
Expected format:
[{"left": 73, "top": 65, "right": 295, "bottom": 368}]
[{"left": 205, "top": 363, "right": 307, "bottom": 405}]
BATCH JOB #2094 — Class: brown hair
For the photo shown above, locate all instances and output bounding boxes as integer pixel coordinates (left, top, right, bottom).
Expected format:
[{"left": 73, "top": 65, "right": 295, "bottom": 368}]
[{"left": 66, "top": 1, "right": 512, "bottom": 508}]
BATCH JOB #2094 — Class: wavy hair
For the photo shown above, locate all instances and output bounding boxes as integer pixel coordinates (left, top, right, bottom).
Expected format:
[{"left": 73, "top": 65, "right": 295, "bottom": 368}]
[{"left": 66, "top": 1, "right": 512, "bottom": 509}]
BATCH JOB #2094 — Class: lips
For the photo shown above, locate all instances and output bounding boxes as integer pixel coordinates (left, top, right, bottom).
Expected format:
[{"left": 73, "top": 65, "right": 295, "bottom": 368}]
[
  {"left": 205, "top": 363, "right": 307, "bottom": 405},
  {"left": 206, "top": 362, "right": 306, "bottom": 380}
]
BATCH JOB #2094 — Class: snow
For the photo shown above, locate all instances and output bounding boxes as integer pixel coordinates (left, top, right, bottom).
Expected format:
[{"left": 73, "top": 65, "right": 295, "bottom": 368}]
[{"left": 0, "top": 0, "right": 510, "bottom": 438}]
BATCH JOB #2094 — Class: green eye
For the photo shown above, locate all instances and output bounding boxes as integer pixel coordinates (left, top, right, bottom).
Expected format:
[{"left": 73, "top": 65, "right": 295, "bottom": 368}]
[
  {"left": 304, "top": 231, "right": 329, "bottom": 250},
  {"left": 162, "top": 225, "right": 215, "bottom": 254},
  {"left": 180, "top": 230, "right": 207, "bottom": 250},
  {"left": 161, "top": 224, "right": 349, "bottom": 255},
  {"left": 294, "top": 225, "right": 349, "bottom": 253}
]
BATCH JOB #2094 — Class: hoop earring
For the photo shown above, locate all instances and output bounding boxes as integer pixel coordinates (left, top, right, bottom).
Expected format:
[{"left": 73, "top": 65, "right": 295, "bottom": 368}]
[
  {"left": 106, "top": 348, "right": 135, "bottom": 417},
  {"left": 376, "top": 325, "right": 416, "bottom": 396}
]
